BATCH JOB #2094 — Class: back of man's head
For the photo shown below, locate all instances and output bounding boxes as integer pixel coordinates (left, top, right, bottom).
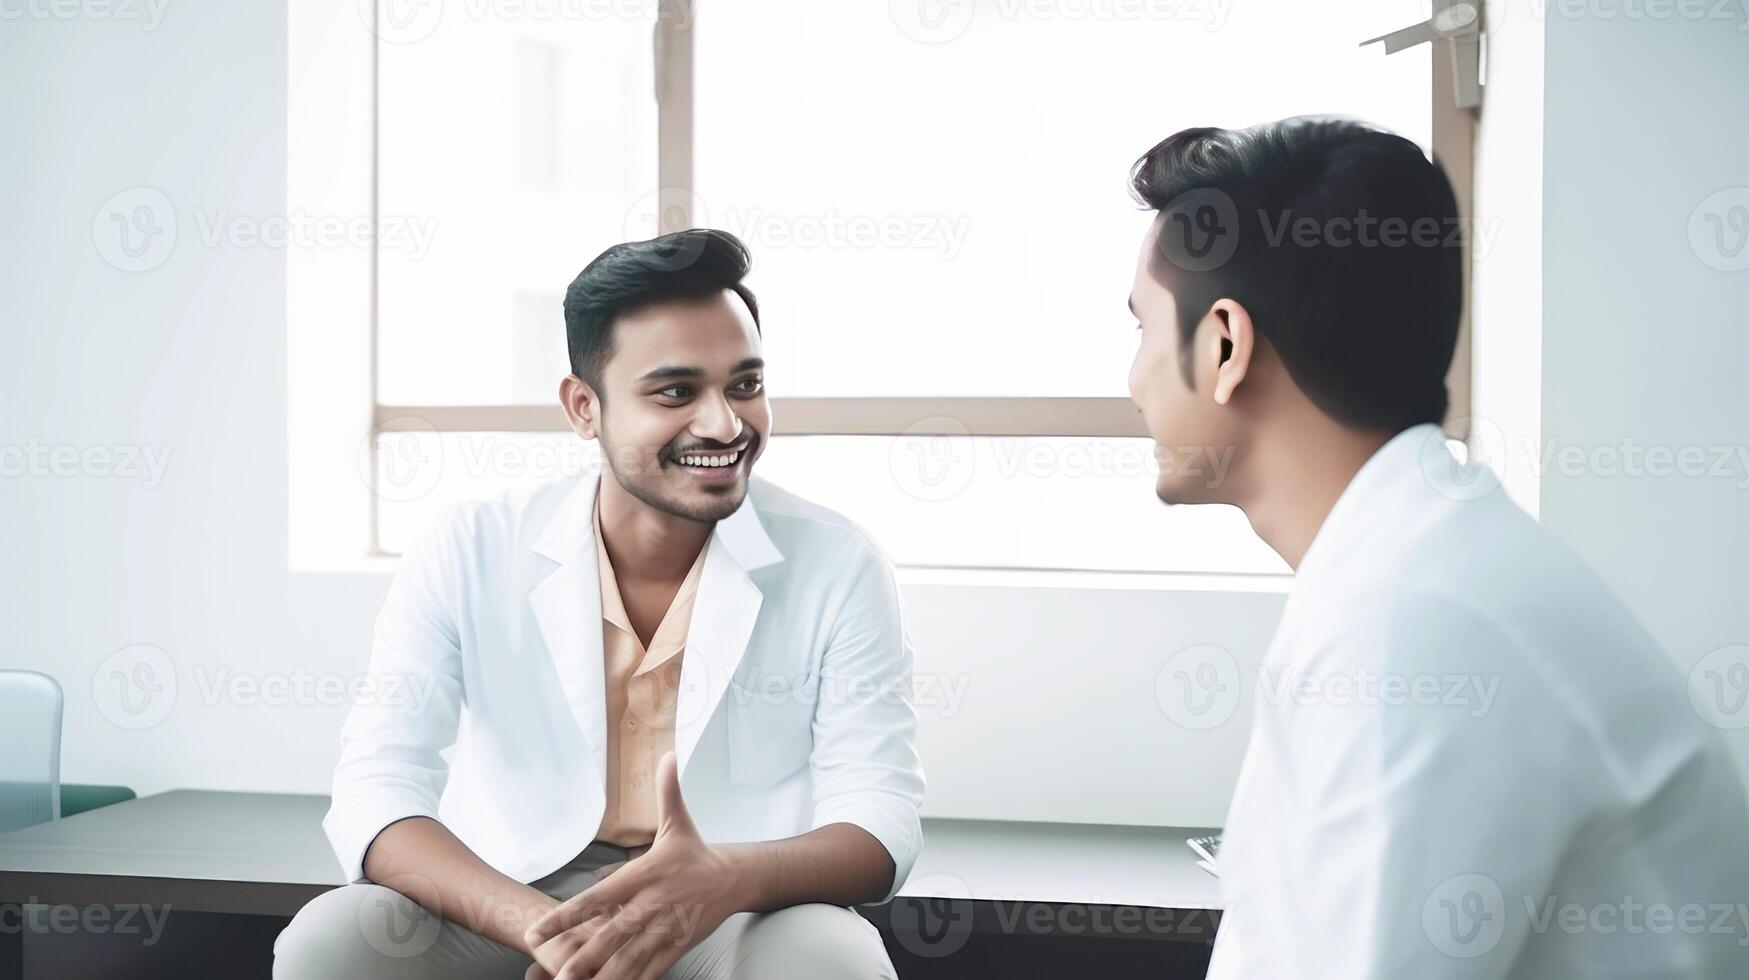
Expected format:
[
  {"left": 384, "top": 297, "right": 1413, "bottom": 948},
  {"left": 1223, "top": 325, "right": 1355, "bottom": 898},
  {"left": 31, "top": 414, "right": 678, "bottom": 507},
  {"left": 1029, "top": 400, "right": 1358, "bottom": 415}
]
[{"left": 1131, "top": 117, "right": 1463, "bottom": 433}]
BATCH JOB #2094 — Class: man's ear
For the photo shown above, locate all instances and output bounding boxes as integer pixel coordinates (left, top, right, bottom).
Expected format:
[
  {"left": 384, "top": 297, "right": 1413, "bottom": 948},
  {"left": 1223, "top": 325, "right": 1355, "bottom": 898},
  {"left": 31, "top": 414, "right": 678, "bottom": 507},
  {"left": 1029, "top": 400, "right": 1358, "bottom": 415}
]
[
  {"left": 559, "top": 374, "right": 601, "bottom": 441},
  {"left": 1205, "top": 299, "right": 1255, "bottom": 407}
]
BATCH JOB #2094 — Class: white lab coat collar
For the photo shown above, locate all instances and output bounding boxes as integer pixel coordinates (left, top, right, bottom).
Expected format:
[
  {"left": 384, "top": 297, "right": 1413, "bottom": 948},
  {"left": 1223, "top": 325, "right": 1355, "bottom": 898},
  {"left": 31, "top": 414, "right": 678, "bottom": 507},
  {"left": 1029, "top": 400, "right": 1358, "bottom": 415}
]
[{"left": 526, "top": 470, "right": 784, "bottom": 779}]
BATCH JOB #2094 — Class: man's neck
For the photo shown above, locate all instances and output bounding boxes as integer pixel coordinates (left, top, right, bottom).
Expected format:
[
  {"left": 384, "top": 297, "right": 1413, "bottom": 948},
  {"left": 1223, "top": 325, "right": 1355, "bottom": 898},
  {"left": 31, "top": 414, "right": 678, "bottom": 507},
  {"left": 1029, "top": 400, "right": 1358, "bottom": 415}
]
[
  {"left": 596, "top": 474, "right": 713, "bottom": 584},
  {"left": 1235, "top": 420, "right": 1392, "bottom": 572}
]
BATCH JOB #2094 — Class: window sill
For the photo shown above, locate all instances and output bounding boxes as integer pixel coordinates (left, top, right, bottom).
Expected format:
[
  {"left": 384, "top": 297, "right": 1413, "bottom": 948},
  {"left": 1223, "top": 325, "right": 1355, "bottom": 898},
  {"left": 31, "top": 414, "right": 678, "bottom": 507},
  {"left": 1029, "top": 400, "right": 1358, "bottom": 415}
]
[
  {"left": 296, "top": 549, "right": 1291, "bottom": 595},
  {"left": 895, "top": 565, "right": 1291, "bottom": 595}
]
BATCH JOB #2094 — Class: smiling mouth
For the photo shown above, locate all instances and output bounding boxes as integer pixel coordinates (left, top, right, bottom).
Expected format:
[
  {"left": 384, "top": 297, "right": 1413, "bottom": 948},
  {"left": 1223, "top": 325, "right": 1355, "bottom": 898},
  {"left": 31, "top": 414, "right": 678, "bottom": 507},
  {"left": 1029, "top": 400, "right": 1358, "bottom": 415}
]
[
  {"left": 667, "top": 435, "right": 755, "bottom": 474},
  {"left": 674, "top": 449, "right": 743, "bottom": 470}
]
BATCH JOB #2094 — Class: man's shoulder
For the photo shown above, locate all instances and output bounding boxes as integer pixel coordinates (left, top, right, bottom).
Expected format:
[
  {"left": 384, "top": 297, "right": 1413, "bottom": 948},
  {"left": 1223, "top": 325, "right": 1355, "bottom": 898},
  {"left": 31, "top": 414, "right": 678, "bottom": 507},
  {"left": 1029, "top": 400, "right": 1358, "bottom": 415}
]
[
  {"left": 1288, "top": 490, "right": 1682, "bottom": 729},
  {"left": 1322, "top": 486, "right": 1633, "bottom": 642}
]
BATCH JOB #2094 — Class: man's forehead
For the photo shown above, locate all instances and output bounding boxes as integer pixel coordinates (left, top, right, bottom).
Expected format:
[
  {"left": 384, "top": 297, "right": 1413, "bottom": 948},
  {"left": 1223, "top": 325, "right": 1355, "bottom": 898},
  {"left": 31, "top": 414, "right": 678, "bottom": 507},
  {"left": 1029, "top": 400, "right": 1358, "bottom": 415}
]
[{"left": 605, "top": 297, "right": 761, "bottom": 376}]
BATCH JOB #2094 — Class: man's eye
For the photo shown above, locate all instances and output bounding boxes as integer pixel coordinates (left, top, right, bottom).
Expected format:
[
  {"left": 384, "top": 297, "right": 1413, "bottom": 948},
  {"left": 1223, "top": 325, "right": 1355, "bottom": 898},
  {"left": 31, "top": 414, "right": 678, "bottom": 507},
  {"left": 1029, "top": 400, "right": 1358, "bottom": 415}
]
[
  {"left": 735, "top": 379, "right": 764, "bottom": 395},
  {"left": 657, "top": 386, "right": 691, "bottom": 399}
]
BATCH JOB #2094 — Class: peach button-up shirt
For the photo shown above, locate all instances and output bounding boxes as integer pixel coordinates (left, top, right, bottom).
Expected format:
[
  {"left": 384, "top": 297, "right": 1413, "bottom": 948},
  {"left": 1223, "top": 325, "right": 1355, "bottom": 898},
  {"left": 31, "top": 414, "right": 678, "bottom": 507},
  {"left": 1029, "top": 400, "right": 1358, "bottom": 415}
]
[{"left": 593, "top": 504, "right": 710, "bottom": 848}]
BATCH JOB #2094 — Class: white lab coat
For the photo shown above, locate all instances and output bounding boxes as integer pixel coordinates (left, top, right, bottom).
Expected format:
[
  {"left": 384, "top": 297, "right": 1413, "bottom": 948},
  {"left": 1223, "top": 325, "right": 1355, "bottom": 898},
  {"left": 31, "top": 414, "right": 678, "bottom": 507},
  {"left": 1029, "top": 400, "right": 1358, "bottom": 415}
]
[
  {"left": 1208, "top": 424, "right": 1749, "bottom": 978},
  {"left": 323, "top": 472, "right": 925, "bottom": 899}
]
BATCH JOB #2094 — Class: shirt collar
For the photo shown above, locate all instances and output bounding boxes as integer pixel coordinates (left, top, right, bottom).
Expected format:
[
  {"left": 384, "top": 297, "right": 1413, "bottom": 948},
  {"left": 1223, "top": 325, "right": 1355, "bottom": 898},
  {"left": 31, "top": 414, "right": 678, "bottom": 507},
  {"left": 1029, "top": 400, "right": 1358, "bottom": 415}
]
[
  {"left": 593, "top": 499, "right": 635, "bottom": 636},
  {"left": 593, "top": 490, "right": 713, "bottom": 672}
]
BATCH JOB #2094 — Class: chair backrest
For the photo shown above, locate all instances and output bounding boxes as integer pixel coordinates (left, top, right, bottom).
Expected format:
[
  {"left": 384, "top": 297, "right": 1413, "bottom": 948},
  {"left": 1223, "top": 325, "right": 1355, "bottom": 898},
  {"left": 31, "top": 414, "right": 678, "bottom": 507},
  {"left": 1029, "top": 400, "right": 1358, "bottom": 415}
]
[{"left": 0, "top": 670, "right": 63, "bottom": 833}]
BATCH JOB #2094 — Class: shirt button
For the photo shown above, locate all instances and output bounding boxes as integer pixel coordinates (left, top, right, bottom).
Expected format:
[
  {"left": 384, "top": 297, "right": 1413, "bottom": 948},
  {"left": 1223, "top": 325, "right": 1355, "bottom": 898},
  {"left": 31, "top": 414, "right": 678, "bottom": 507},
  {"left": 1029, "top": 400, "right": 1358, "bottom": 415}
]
[{"left": 627, "top": 718, "right": 637, "bottom": 731}]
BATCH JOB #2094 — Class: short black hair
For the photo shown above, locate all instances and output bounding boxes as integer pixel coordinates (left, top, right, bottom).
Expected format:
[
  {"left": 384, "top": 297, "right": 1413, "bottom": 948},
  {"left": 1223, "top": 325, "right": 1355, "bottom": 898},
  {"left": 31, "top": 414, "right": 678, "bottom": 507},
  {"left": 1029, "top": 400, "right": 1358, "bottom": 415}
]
[
  {"left": 1130, "top": 117, "right": 1462, "bottom": 432},
  {"left": 563, "top": 228, "right": 761, "bottom": 388}
]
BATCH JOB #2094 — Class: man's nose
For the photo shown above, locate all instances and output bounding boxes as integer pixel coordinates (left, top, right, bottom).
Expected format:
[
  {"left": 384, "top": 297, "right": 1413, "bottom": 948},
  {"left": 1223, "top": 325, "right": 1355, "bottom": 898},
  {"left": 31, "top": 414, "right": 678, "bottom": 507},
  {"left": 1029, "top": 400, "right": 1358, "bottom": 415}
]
[{"left": 691, "top": 393, "right": 744, "bottom": 445}]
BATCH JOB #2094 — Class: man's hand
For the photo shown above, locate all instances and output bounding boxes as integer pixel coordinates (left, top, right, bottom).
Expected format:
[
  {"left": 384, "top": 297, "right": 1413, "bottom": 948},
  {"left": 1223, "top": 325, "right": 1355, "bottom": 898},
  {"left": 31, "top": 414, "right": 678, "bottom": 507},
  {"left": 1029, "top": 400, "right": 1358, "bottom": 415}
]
[
  {"left": 524, "top": 752, "right": 748, "bottom": 980},
  {"left": 361, "top": 816, "right": 562, "bottom": 960}
]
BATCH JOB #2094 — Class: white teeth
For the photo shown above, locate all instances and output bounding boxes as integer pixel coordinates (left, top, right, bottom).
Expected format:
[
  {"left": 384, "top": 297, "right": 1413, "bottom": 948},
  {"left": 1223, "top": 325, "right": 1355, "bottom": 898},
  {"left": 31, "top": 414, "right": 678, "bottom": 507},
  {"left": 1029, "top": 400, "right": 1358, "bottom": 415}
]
[{"left": 679, "top": 451, "right": 740, "bottom": 469}]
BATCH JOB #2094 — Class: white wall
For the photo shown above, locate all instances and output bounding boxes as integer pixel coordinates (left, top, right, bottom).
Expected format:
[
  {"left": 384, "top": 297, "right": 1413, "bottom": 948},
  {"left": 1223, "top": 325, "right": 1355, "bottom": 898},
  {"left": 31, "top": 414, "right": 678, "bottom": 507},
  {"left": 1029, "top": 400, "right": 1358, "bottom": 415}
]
[
  {"left": 0, "top": 1, "right": 382, "bottom": 799},
  {"left": 1469, "top": 0, "right": 1545, "bottom": 515},
  {"left": 1537, "top": 10, "right": 1749, "bottom": 776}
]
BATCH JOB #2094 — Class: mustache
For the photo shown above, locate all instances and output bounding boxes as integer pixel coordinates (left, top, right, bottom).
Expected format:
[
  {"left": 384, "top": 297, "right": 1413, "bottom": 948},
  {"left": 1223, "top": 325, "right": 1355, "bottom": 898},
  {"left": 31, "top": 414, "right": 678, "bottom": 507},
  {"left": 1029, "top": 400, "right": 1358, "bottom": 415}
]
[{"left": 663, "top": 432, "right": 757, "bottom": 459}]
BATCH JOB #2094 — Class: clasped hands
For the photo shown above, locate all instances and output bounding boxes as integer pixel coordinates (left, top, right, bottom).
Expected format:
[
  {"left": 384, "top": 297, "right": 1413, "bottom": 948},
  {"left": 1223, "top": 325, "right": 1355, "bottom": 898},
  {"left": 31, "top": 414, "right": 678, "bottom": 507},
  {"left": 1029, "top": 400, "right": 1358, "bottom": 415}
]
[{"left": 523, "top": 752, "right": 746, "bottom": 980}]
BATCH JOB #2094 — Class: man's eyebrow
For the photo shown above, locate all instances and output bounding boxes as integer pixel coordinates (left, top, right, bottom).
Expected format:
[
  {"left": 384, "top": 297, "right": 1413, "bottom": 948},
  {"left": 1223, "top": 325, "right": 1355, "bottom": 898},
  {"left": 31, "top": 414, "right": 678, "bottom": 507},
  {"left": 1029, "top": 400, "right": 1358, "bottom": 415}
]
[
  {"left": 638, "top": 365, "right": 705, "bottom": 383},
  {"left": 637, "top": 359, "right": 763, "bottom": 382}
]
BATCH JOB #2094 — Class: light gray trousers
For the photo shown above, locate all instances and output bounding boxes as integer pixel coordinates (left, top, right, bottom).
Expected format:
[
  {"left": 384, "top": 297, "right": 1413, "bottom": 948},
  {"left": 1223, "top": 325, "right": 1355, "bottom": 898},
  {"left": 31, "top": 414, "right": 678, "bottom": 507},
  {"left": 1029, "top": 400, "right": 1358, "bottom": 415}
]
[{"left": 272, "top": 841, "right": 895, "bottom": 979}]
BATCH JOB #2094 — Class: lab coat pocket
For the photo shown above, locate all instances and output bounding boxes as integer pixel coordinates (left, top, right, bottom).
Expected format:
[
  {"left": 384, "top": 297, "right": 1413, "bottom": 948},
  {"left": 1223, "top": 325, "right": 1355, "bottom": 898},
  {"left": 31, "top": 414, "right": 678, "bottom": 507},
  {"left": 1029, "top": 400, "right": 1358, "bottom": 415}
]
[{"left": 725, "top": 675, "right": 815, "bottom": 786}]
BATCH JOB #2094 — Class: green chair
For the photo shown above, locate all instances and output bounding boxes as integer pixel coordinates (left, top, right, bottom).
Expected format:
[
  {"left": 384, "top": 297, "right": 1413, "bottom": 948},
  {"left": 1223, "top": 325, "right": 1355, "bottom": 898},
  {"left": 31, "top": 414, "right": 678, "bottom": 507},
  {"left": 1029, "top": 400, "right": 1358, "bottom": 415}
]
[{"left": 61, "top": 784, "right": 137, "bottom": 818}]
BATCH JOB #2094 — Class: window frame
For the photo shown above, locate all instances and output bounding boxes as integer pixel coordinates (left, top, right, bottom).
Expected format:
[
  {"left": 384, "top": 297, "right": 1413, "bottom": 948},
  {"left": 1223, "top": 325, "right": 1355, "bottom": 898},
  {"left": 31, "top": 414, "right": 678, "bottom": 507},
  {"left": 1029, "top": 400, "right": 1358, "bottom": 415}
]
[{"left": 360, "top": 0, "right": 1478, "bottom": 560}]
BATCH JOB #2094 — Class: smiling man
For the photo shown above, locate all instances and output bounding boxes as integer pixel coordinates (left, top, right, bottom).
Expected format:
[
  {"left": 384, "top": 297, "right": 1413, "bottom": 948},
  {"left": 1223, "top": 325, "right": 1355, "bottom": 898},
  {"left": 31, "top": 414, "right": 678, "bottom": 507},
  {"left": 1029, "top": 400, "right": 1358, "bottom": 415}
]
[{"left": 273, "top": 229, "right": 922, "bottom": 979}]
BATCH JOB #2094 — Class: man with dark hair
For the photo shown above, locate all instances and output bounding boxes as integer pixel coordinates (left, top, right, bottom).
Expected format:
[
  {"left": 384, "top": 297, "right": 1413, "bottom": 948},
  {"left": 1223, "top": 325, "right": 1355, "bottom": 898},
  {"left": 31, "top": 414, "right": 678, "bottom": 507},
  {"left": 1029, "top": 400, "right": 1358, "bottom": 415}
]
[
  {"left": 1125, "top": 118, "right": 1749, "bottom": 976},
  {"left": 275, "top": 229, "right": 919, "bottom": 979}
]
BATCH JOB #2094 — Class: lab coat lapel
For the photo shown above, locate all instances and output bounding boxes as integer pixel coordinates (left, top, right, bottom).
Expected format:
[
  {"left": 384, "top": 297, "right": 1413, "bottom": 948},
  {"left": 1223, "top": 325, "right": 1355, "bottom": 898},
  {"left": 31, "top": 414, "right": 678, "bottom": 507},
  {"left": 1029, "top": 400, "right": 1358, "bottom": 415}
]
[
  {"left": 528, "top": 472, "right": 609, "bottom": 786},
  {"left": 675, "top": 488, "right": 784, "bottom": 774}
]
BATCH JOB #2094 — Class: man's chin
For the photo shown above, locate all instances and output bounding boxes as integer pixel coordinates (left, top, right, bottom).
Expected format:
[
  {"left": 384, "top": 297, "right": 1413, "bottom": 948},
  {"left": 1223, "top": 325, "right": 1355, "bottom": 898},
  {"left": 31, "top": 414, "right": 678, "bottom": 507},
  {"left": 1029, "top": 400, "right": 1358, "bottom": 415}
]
[
  {"left": 685, "top": 484, "right": 749, "bottom": 522},
  {"left": 1154, "top": 476, "right": 1204, "bottom": 507},
  {"left": 610, "top": 464, "right": 751, "bottom": 524},
  {"left": 658, "top": 473, "right": 751, "bottom": 523}
]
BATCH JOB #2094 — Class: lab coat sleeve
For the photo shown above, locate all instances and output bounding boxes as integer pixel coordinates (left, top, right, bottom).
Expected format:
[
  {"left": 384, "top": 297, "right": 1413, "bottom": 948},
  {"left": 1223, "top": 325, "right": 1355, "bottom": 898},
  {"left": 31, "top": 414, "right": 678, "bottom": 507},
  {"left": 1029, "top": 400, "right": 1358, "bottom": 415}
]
[
  {"left": 1215, "top": 593, "right": 1597, "bottom": 979},
  {"left": 321, "top": 508, "right": 470, "bottom": 883},
  {"left": 806, "top": 541, "right": 927, "bottom": 901}
]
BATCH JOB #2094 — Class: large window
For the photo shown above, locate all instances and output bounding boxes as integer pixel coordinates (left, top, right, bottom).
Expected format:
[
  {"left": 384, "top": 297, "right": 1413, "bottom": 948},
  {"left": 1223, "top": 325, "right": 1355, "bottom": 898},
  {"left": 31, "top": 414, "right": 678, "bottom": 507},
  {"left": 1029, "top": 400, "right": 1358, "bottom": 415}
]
[{"left": 368, "top": 0, "right": 1460, "bottom": 574}]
